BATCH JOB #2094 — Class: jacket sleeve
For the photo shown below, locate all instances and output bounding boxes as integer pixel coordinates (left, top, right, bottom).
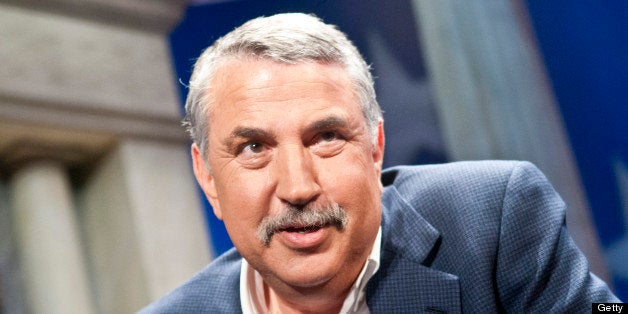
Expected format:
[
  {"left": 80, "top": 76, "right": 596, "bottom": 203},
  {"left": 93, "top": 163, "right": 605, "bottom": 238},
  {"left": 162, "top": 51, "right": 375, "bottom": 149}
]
[{"left": 495, "top": 161, "right": 620, "bottom": 312}]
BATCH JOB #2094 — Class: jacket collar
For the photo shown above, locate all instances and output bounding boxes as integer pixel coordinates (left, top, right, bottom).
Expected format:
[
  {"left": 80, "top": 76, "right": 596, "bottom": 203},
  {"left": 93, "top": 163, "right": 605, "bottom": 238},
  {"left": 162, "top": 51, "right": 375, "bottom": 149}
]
[{"left": 366, "top": 184, "right": 461, "bottom": 312}]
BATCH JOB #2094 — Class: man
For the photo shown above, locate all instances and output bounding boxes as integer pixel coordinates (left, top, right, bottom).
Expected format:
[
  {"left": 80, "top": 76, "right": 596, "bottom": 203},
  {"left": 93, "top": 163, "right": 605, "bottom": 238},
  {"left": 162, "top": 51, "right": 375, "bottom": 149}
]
[{"left": 141, "top": 13, "right": 619, "bottom": 313}]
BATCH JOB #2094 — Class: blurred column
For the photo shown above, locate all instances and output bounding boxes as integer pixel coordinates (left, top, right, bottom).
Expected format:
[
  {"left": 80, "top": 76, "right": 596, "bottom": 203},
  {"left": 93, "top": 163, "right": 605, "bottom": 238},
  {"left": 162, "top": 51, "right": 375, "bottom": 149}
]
[
  {"left": 10, "top": 160, "right": 95, "bottom": 314},
  {"left": 79, "top": 138, "right": 211, "bottom": 313},
  {"left": 412, "top": 0, "right": 609, "bottom": 280},
  {"left": 0, "top": 0, "right": 210, "bottom": 312}
]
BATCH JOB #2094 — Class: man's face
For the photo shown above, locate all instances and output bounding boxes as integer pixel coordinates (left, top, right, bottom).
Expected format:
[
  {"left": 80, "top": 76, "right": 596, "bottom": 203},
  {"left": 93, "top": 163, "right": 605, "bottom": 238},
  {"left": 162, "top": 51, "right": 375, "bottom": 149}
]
[{"left": 192, "top": 59, "right": 384, "bottom": 292}]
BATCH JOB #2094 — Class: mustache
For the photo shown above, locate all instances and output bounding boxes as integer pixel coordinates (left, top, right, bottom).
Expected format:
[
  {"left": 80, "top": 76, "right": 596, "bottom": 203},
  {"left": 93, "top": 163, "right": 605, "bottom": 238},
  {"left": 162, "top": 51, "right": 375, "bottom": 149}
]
[{"left": 256, "top": 202, "right": 348, "bottom": 247}]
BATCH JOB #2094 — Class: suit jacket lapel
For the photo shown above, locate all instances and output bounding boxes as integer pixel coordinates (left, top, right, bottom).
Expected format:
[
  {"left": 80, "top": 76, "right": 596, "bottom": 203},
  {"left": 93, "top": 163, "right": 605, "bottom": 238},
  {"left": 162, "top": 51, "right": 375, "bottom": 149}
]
[{"left": 366, "top": 186, "right": 461, "bottom": 313}]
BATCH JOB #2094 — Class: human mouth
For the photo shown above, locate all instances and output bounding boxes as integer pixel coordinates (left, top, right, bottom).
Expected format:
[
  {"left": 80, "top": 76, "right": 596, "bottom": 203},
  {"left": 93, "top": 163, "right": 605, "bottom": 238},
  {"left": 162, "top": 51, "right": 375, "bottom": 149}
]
[
  {"left": 256, "top": 202, "right": 348, "bottom": 247},
  {"left": 280, "top": 225, "right": 322, "bottom": 233},
  {"left": 277, "top": 224, "right": 328, "bottom": 249}
]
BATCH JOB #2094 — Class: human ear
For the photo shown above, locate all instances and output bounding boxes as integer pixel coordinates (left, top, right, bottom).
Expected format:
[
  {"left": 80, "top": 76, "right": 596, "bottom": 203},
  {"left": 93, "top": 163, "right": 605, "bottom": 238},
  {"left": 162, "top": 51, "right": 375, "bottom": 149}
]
[
  {"left": 373, "top": 120, "right": 385, "bottom": 170},
  {"left": 191, "top": 144, "right": 223, "bottom": 220}
]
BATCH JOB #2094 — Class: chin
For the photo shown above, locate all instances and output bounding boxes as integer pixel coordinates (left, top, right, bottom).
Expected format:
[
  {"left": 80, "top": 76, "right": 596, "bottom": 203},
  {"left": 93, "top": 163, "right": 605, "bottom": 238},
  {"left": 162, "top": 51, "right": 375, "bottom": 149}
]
[
  {"left": 271, "top": 254, "right": 340, "bottom": 289},
  {"left": 280, "top": 270, "right": 335, "bottom": 289}
]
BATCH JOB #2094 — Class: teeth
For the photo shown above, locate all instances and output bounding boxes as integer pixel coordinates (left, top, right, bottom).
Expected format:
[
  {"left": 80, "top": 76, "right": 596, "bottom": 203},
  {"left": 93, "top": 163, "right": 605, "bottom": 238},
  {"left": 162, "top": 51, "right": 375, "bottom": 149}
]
[
  {"left": 280, "top": 225, "right": 325, "bottom": 234},
  {"left": 284, "top": 227, "right": 318, "bottom": 234}
]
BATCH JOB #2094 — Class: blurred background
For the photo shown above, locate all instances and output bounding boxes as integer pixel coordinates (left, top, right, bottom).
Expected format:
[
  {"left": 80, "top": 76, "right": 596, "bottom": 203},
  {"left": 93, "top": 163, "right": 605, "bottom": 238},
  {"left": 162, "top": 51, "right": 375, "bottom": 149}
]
[{"left": 0, "top": 0, "right": 625, "bottom": 312}]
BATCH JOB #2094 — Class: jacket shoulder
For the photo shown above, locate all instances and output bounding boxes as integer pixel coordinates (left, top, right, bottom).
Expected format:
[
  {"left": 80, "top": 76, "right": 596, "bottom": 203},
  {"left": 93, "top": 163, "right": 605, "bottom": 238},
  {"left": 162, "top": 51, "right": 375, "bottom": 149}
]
[{"left": 382, "top": 160, "right": 540, "bottom": 205}]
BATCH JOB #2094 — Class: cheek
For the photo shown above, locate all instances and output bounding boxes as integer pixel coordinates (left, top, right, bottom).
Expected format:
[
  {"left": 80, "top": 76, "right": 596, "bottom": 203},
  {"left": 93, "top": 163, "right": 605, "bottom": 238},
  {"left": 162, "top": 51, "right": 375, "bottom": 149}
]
[
  {"left": 320, "top": 153, "right": 381, "bottom": 205},
  {"left": 215, "top": 169, "right": 273, "bottom": 231}
]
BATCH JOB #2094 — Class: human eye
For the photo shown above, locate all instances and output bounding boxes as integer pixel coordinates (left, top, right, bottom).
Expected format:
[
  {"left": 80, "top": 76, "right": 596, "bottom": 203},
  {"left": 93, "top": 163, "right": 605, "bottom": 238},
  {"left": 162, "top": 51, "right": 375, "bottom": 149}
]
[
  {"left": 236, "top": 141, "right": 271, "bottom": 167},
  {"left": 311, "top": 131, "right": 345, "bottom": 157},
  {"left": 241, "top": 142, "right": 264, "bottom": 154},
  {"left": 320, "top": 131, "right": 340, "bottom": 143}
]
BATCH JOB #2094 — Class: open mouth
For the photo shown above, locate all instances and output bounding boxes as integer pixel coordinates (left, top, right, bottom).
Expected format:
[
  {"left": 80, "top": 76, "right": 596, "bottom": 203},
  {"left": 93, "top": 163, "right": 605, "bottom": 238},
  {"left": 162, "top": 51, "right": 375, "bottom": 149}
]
[
  {"left": 276, "top": 224, "right": 328, "bottom": 249},
  {"left": 280, "top": 225, "right": 323, "bottom": 234},
  {"left": 257, "top": 203, "right": 348, "bottom": 247}
]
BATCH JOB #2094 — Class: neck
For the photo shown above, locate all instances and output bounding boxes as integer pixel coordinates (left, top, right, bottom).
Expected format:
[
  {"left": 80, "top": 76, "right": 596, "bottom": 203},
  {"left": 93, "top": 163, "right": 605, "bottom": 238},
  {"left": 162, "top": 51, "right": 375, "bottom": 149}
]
[{"left": 265, "top": 281, "right": 349, "bottom": 314}]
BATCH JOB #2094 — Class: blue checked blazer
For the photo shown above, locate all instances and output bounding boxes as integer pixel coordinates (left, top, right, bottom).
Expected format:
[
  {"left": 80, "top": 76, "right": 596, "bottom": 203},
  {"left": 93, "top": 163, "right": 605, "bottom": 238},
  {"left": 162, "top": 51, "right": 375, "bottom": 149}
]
[{"left": 140, "top": 161, "right": 619, "bottom": 313}]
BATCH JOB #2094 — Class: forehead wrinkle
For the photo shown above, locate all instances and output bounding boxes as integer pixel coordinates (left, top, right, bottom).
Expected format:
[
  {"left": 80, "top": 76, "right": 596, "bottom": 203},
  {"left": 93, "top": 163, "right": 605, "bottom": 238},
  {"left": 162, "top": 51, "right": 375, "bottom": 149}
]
[
  {"left": 237, "top": 81, "right": 349, "bottom": 105},
  {"left": 222, "top": 64, "right": 351, "bottom": 98}
]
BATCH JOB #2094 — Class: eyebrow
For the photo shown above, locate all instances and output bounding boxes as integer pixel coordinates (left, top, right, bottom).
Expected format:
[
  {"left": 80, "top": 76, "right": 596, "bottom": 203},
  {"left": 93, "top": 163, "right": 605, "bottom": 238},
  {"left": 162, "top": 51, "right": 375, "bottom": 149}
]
[{"left": 305, "top": 116, "right": 349, "bottom": 133}]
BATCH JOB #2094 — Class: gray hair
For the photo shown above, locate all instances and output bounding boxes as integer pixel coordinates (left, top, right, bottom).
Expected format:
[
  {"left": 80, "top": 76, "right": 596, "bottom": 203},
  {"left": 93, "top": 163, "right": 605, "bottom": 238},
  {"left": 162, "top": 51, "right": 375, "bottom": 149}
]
[{"left": 182, "top": 13, "right": 382, "bottom": 159}]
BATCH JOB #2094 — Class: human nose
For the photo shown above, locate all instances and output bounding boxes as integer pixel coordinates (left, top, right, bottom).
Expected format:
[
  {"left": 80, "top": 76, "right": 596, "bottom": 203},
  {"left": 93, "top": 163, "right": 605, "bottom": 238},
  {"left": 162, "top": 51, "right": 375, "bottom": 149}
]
[{"left": 274, "top": 145, "right": 321, "bottom": 206}]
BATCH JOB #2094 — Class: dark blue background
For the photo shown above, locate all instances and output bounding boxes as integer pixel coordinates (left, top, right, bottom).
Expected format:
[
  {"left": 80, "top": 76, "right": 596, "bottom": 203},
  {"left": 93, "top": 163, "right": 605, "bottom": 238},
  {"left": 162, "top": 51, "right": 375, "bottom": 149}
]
[{"left": 526, "top": 0, "right": 627, "bottom": 298}]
